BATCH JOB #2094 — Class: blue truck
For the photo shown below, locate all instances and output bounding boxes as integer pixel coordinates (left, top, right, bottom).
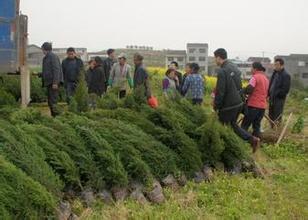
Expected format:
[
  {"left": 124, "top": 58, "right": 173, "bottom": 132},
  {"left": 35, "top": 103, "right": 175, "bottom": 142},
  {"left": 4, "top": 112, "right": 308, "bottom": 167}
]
[
  {"left": 0, "top": 0, "right": 30, "bottom": 105},
  {"left": 0, "top": 0, "right": 28, "bottom": 74}
]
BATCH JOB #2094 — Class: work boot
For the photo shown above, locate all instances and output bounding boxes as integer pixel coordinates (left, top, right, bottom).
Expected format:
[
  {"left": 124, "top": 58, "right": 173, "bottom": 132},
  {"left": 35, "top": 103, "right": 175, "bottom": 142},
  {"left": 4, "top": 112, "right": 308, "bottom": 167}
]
[{"left": 251, "top": 136, "right": 261, "bottom": 153}]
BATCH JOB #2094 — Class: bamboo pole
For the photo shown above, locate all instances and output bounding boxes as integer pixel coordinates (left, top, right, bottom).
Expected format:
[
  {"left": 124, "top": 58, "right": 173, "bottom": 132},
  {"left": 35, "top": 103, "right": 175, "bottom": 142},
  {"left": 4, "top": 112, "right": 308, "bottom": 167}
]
[{"left": 276, "top": 113, "right": 293, "bottom": 145}]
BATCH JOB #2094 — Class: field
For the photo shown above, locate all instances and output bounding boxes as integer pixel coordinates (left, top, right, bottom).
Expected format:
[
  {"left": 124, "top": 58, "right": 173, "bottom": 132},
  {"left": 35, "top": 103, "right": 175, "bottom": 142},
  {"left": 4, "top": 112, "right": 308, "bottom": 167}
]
[{"left": 0, "top": 67, "right": 307, "bottom": 220}]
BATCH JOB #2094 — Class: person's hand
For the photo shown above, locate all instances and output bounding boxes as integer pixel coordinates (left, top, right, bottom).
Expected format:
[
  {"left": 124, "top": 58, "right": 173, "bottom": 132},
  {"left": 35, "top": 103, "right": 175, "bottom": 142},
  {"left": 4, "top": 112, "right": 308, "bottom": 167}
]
[{"left": 52, "top": 84, "right": 58, "bottom": 90}]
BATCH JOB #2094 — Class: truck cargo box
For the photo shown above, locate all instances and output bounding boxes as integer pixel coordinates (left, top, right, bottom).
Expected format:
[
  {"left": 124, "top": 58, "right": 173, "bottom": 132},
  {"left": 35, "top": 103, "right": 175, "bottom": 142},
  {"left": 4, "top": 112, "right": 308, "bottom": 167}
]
[{"left": 0, "top": 0, "right": 22, "bottom": 74}]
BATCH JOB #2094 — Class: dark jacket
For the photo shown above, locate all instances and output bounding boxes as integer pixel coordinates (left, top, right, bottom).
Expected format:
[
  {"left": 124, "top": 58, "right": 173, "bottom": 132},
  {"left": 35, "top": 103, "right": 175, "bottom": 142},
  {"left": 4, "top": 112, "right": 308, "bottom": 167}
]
[
  {"left": 214, "top": 60, "right": 243, "bottom": 111},
  {"left": 103, "top": 57, "right": 116, "bottom": 83},
  {"left": 134, "top": 64, "right": 151, "bottom": 98},
  {"left": 42, "top": 51, "right": 63, "bottom": 87},
  {"left": 86, "top": 65, "right": 106, "bottom": 96},
  {"left": 62, "top": 57, "right": 84, "bottom": 84},
  {"left": 268, "top": 68, "right": 291, "bottom": 101},
  {"left": 175, "top": 71, "right": 183, "bottom": 91}
]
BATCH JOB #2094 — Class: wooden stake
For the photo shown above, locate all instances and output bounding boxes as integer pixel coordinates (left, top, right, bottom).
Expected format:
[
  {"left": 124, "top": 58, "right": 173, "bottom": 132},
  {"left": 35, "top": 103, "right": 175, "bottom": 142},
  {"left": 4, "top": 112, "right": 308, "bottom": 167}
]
[{"left": 276, "top": 113, "right": 293, "bottom": 145}]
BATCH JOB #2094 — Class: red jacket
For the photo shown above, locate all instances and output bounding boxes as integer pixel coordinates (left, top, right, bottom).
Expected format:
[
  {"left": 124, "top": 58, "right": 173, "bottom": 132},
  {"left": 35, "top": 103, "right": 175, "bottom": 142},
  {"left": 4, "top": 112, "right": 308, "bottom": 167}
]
[{"left": 247, "top": 71, "right": 269, "bottom": 109}]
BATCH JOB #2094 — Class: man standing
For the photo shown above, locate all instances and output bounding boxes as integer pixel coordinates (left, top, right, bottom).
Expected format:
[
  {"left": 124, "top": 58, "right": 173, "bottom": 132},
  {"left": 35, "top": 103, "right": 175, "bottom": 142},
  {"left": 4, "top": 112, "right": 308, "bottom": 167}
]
[
  {"left": 268, "top": 58, "right": 291, "bottom": 126},
  {"left": 133, "top": 53, "right": 151, "bottom": 99},
  {"left": 213, "top": 48, "right": 260, "bottom": 153},
  {"left": 41, "top": 42, "right": 63, "bottom": 117},
  {"left": 62, "top": 47, "right": 84, "bottom": 103},
  {"left": 103, "top": 49, "right": 116, "bottom": 92},
  {"left": 108, "top": 53, "right": 133, "bottom": 99}
]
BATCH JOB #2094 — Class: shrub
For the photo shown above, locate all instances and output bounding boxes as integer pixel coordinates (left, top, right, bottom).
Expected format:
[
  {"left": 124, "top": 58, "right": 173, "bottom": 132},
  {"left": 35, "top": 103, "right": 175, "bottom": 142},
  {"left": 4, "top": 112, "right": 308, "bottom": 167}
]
[
  {"left": 73, "top": 70, "right": 89, "bottom": 112},
  {"left": 0, "top": 88, "right": 16, "bottom": 106},
  {"left": 0, "top": 120, "right": 63, "bottom": 195},
  {"left": 0, "top": 156, "right": 56, "bottom": 219}
]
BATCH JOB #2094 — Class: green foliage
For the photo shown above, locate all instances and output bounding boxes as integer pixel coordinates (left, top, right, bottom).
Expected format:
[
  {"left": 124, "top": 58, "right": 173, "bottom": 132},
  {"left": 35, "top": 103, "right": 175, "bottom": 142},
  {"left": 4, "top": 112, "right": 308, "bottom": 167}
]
[
  {"left": 9, "top": 108, "right": 44, "bottom": 124},
  {"left": 68, "top": 97, "right": 78, "bottom": 113},
  {"left": 74, "top": 125, "right": 128, "bottom": 188},
  {"left": 197, "top": 117, "right": 249, "bottom": 169},
  {"left": 0, "top": 75, "right": 66, "bottom": 103},
  {"left": 21, "top": 124, "right": 81, "bottom": 188},
  {"left": 0, "top": 120, "right": 64, "bottom": 195},
  {"left": 73, "top": 70, "right": 89, "bottom": 112},
  {"left": 0, "top": 89, "right": 16, "bottom": 107},
  {"left": 292, "top": 115, "right": 305, "bottom": 134},
  {"left": 0, "top": 84, "right": 255, "bottom": 216},
  {"left": 30, "top": 76, "right": 47, "bottom": 103},
  {"left": 0, "top": 75, "right": 21, "bottom": 101},
  {"left": 0, "top": 156, "right": 56, "bottom": 219},
  {"left": 97, "top": 92, "right": 120, "bottom": 110}
]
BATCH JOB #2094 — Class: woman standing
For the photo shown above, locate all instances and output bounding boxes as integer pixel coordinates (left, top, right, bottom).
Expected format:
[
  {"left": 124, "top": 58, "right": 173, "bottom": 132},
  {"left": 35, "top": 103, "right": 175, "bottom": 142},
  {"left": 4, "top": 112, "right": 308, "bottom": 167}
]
[
  {"left": 181, "top": 63, "right": 205, "bottom": 105},
  {"left": 241, "top": 62, "right": 269, "bottom": 138},
  {"left": 162, "top": 69, "right": 179, "bottom": 98}
]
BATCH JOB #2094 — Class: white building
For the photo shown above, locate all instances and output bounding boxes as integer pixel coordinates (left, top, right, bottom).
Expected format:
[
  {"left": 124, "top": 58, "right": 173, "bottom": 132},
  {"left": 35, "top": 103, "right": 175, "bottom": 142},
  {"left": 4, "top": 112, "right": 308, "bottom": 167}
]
[
  {"left": 165, "top": 43, "right": 209, "bottom": 73},
  {"left": 165, "top": 50, "right": 187, "bottom": 69},
  {"left": 186, "top": 43, "right": 209, "bottom": 73}
]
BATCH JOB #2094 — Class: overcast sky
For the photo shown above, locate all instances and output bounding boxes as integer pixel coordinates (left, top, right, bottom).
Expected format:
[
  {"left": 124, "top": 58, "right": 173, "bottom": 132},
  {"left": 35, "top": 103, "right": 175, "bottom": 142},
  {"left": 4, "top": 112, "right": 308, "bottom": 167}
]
[{"left": 20, "top": 0, "right": 308, "bottom": 59}]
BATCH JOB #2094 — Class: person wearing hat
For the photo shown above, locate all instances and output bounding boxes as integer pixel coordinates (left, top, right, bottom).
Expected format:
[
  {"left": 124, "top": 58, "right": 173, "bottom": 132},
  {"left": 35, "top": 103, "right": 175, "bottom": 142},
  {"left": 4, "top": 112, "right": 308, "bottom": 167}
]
[
  {"left": 41, "top": 42, "right": 63, "bottom": 117},
  {"left": 108, "top": 53, "right": 133, "bottom": 99},
  {"left": 241, "top": 62, "right": 269, "bottom": 139}
]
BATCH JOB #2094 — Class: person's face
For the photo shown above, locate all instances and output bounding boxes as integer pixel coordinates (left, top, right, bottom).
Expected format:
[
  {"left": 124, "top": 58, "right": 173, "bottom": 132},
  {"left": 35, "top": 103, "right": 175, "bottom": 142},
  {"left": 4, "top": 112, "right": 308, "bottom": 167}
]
[
  {"left": 185, "top": 66, "right": 192, "bottom": 74},
  {"left": 42, "top": 49, "right": 47, "bottom": 55},
  {"left": 215, "top": 56, "right": 223, "bottom": 66},
  {"left": 274, "top": 62, "right": 283, "bottom": 72},
  {"left": 119, "top": 58, "right": 126, "bottom": 65},
  {"left": 170, "top": 63, "right": 177, "bottom": 70},
  {"left": 134, "top": 57, "right": 141, "bottom": 66},
  {"left": 169, "top": 71, "right": 176, "bottom": 79},
  {"left": 251, "top": 67, "right": 257, "bottom": 74},
  {"left": 67, "top": 51, "right": 76, "bottom": 59},
  {"left": 89, "top": 61, "right": 95, "bottom": 69},
  {"left": 109, "top": 52, "right": 116, "bottom": 59}
]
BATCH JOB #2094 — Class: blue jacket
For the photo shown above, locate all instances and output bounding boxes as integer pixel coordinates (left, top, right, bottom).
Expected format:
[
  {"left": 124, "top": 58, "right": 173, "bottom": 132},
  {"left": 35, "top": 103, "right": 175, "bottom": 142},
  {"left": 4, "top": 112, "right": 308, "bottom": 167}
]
[{"left": 182, "top": 73, "right": 204, "bottom": 99}]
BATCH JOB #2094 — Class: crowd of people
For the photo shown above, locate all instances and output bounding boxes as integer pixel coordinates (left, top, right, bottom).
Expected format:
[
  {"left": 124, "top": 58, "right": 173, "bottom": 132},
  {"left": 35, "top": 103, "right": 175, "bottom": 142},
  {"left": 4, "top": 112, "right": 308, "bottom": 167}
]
[{"left": 40, "top": 42, "right": 291, "bottom": 153}]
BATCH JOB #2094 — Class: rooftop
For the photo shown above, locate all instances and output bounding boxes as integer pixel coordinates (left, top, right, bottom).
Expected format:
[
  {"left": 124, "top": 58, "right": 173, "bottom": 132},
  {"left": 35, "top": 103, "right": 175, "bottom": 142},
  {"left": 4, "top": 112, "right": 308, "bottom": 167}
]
[
  {"left": 165, "top": 50, "right": 187, "bottom": 56},
  {"left": 248, "top": 57, "right": 271, "bottom": 63},
  {"left": 187, "top": 43, "right": 208, "bottom": 47}
]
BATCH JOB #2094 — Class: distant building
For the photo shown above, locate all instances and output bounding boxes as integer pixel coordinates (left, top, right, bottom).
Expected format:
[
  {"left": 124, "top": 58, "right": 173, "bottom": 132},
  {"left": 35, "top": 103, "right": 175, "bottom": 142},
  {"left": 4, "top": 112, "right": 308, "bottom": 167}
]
[
  {"left": 27, "top": 44, "right": 43, "bottom": 67},
  {"left": 187, "top": 43, "right": 209, "bottom": 72},
  {"left": 87, "top": 52, "right": 107, "bottom": 61},
  {"left": 275, "top": 54, "right": 308, "bottom": 87},
  {"left": 230, "top": 59, "right": 252, "bottom": 80},
  {"left": 165, "top": 50, "right": 187, "bottom": 69},
  {"left": 248, "top": 56, "right": 273, "bottom": 77},
  {"left": 247, "top": 57, "right": 271, "bottom": 63},
  {"left": 165, "top": 43, "right": 209, "bottom": 72},
  {"left": 126, "top": 45, "right": 154, "bottom": 51}
]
